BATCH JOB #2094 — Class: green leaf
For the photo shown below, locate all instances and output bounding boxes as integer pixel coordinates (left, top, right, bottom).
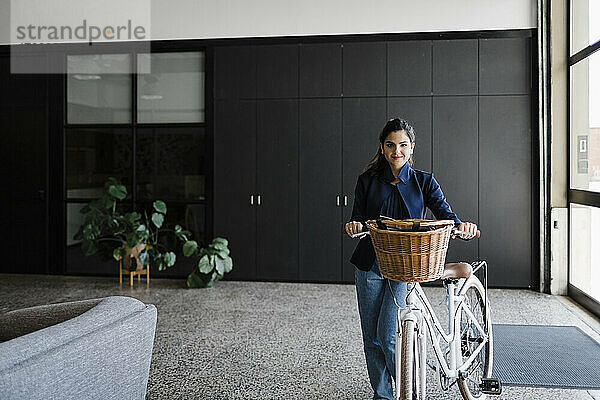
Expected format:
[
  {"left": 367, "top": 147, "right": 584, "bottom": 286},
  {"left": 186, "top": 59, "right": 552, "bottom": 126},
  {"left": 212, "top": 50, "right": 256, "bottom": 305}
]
[
  {"left": 113, "top": 247, "right": 127, "bottom": 261},
  {"left": 209, "top": 242, "right": 228, "bottom": 251},
  {"left": 215, "top": 257, "right": 225, "bottom": 275},
  {"left": 108, "top": 184, "right": 127, "bottom": 200},
  {"left": 165, "top": 251, "right": 176, "bottom": 267},
  {"left": 183, "top": 240, "right": 198, "bottom": 257},
  {"left": 104, "top": 198, "right": 116, "bottom": 210},
  {"left": 222, "top": 256, "right": 233, "bottom": 273},
  {"left": 126, "top": 212, "right": 141, "bottom": 223},
  {"left": 153, "top": 200, "right": 167, "bottom": 214},
  {"left": 186, "top": 272, "right": 206, "bottom": 288},
  {"left": 215, "top": 248, "right": 230, "bottom": 258},
  {"left": 198, "top": 255, "right": 212, "bottom": 274},
  {"left": 174, "top": 225, "right": 182, "bottom": 233},
  {"left": 212, "top": 237, "right": 229, "bottom": 246},
  {"left": 206, "top": 271, "right": 219, "bottom": 287},
  {"left": 136, "top": 224, "right": 149, "bottom": 240},
  {"left": 156, "top": 256, "right": 166, "bottom": 271},
  {"left": 138, "top": 250, "right": 149, "bottom": 266},
  {"left": 151, "top": 212, "right": 164, "bottom": 228},
  {"left": 125, "top": 233, "right": 139, "bottom": 248}
]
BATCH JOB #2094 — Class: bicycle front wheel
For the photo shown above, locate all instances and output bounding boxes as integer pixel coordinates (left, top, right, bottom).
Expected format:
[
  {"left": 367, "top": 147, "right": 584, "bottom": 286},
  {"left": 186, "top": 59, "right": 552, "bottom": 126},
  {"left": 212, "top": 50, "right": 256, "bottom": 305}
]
[
  {"left": 399, "top": 319, "right": 421, "bottom": 400},
  {"left": 457, "top": 277, "right": 493, "bottom": 400}
]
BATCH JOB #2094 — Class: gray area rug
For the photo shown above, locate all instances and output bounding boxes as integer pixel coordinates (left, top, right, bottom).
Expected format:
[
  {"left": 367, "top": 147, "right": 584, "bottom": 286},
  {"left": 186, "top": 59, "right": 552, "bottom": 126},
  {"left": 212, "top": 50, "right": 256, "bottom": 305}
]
[{"left": 492, "top": 324, "right": 600, "bottom": 389}]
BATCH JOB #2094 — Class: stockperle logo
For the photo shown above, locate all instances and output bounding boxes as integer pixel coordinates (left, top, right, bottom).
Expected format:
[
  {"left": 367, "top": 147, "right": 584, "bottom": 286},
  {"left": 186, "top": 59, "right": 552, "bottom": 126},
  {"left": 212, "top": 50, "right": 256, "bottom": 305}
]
[{"left": 15, "top": 19, "right": 147, "bottom": 43}]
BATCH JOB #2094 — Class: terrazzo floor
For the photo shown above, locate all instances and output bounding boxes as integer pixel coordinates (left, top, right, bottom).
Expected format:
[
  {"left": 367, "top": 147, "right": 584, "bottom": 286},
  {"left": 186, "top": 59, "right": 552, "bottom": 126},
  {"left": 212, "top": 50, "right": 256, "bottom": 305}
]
[{"left": 1, "top": 274, "right": 600, "bottom": 400}]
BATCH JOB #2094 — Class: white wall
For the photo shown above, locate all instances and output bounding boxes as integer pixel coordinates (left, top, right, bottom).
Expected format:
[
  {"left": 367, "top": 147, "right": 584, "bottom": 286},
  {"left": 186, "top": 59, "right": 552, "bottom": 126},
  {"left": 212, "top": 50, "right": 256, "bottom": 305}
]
[{"left": 0, "top": 0, "right": 536, "bottom": 45}]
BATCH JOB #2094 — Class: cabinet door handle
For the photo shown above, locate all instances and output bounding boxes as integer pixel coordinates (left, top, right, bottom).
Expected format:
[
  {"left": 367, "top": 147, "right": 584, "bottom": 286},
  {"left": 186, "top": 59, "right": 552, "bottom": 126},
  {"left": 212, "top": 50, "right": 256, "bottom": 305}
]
[
  {"left": 250, "top": 195, "right": 254, "bottom": 205},
  {"left": 257, "top": 195, "right": 261, "bottom": 205},
  {"left": 344, "top": 195, "right": 348, "bottom": 206},
  {"left": 336, "top": 195, "right": 340, "bottom": 207}
]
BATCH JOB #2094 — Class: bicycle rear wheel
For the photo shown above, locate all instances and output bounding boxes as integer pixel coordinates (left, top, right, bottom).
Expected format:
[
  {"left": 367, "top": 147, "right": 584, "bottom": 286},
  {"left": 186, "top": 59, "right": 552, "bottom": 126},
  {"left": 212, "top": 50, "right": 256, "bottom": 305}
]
[
  {"left": 399, "top": 319, "right": 423, "bottom": 400},
  {"left": 457, "top": 277, "right": 493, "bottom": 400}
]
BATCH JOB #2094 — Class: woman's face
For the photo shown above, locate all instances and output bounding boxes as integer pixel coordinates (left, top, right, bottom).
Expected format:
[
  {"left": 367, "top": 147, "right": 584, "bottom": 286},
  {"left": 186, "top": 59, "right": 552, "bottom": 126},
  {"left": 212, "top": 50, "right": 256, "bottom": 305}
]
[{"left": 380, "top": 130, "right": 415, "bottom": 171}]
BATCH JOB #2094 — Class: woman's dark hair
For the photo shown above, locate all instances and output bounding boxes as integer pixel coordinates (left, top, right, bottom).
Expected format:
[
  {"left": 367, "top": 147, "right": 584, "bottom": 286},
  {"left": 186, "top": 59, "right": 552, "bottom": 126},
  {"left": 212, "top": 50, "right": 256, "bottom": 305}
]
[{"left": 363, "top": 118, "right": 416, "bottom": 177}]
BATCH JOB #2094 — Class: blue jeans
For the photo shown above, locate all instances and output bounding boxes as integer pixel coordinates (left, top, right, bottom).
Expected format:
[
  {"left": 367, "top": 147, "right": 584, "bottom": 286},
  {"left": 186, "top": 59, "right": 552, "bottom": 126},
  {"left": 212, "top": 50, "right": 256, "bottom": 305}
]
[{"left": 355, "top": 261, "right": 407, "bottom": 400}]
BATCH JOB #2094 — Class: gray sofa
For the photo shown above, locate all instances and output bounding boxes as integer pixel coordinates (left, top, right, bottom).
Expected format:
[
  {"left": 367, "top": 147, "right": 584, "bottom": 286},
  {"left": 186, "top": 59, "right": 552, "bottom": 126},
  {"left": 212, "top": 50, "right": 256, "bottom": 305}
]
[{"left": 0, "top": 296, "right": 157, "bottom": 400}]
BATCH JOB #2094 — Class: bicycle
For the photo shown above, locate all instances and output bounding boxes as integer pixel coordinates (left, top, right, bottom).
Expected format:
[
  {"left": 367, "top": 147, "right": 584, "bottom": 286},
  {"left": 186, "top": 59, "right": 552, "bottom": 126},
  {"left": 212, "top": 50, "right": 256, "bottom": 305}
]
[{"left": 352, "top": 218, "right": 502, "bottom": 400}]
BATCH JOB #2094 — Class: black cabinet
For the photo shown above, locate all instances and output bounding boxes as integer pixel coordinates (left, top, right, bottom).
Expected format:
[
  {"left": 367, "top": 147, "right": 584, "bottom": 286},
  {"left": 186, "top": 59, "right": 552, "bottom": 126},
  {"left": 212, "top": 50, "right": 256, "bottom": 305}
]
[
  {"left": 300, "top": 43, "right": 342, "bottom": 98},
  {"left": 433, "top": 96, "right": 479, "bottom": 263},
  {"left": 213, "top": 36, "right": 534, "bottom": 287},
  {"left": 257, "top": 45, "right": 298, "bottom": 99},
  {"left": 479, "top": 96, "right": 532, "bottom": 287},
  {"left": 256, "top": 100, "right": 299, "bottom": 280},
  {"left": 433, "top": 39, "right": 478, "bottom": 95},
  {"left": 214, "top": 99, "right": 257, "bottom": 280},
  {"left": 343, "top": 42, "right": 386, "bottom": 96},
  {"left": 342, "top": 98, "right": 387, "bottom": 281},
  {"left": 388, "top": 41, "right": 432, "bottom": 96},
  {"left": 299, "top": 99, "right": 342, "bottom": 281},
  {"left": 479, "top": 38, "right": 531, "bottom": 95}
]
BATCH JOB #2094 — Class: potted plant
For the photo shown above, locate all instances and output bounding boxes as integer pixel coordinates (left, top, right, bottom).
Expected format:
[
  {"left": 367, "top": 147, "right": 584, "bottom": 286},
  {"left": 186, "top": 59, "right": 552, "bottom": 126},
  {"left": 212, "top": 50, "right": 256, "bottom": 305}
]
[
  {"left": 74, "top": 177, "right": 194, "bottom": 272},
  {"left": 184, "top": 238, "right": 233, "bottom": 288}
]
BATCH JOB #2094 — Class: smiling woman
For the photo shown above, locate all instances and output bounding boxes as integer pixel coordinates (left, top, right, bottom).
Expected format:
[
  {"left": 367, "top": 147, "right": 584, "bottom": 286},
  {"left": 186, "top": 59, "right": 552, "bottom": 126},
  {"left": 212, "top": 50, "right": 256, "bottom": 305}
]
[{"left": 344, "top": 117, "right": 478, "bottom": 400}]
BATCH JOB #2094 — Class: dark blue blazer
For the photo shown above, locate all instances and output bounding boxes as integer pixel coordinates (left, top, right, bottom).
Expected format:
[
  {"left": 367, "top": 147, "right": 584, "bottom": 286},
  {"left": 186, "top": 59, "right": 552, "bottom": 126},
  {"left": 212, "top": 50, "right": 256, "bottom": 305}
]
[{"left": 349, "top": 163, "right": 461, "bottom": 271}]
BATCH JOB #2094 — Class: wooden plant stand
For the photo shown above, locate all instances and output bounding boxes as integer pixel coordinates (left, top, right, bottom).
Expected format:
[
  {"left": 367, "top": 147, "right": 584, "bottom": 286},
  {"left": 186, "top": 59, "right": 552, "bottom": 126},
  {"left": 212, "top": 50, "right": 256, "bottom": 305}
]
[{"left": 119, "top": 258, "right": 150, "bottom": 287}]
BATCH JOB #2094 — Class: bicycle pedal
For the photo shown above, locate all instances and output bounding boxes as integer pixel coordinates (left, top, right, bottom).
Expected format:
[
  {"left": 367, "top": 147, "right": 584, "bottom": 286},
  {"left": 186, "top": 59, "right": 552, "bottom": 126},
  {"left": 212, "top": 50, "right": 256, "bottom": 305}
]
[{"left": 479, "top": 377, "right": 502, "bottom": 395}]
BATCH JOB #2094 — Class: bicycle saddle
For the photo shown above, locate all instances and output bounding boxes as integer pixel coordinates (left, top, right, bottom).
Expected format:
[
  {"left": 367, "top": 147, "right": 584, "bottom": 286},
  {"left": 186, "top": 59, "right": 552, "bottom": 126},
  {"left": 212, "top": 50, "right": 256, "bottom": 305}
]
[{"left": 441, "top": 262, "right": 472, "bottom": 279}]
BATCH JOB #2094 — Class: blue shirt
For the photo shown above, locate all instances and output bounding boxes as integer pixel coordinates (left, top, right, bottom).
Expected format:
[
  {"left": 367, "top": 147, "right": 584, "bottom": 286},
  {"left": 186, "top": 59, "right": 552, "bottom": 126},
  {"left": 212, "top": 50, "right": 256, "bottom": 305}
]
[{"left": 380, "top": 161, "right": 461, "bottom": 224}]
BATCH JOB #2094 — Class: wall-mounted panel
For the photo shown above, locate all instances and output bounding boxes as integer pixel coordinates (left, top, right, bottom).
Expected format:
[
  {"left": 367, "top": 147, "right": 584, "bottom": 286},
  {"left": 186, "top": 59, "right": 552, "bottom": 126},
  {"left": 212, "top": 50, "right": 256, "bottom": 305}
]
[
  {"left": 300, "top": 43, "right": 342, "bottom": 98},
  {"left": 388, "top": 41, "right": 432, "bottom": 96},
  {"left": 214, "top": 99, "right": 257, "bottom": 280},
  {"left": 343, "top": 42, "right": 386, "bottom": 96},
  {"left": 342, "top": 98, "right": 387, "bottom": 282},
  {"left": 215, "top": 46, "right": 256, "bottom": 99},
  {"left": 433, "top": 39, "right": 478, "bottom": 95},
  {"left": 299, "top": 99, "right": 342, "bottom": 281},
  {"left": 257, "top": 44, "right": 298, "bottom": 98},
  {"left": 433, "top": 96, "right": 478, "bottom": 263},
  {"left": 256, "top": 100, "right": 299, "bottom": 280},
  {"left": 479, "top": 95, "right": 532, "bottom": 287},
  {"left": 479, "top": 37, "right": 531, "bottom": 95}
]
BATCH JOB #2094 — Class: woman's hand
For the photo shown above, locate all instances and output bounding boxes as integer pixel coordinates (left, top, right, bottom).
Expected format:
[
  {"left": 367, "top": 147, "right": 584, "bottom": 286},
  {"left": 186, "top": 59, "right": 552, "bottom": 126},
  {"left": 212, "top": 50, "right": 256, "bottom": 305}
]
[
  {"left": 457, "top": 222, "right": 479, "bottom": 239},
  {"left": 345, "top": 221, "right": 365, "bottom": 238}
]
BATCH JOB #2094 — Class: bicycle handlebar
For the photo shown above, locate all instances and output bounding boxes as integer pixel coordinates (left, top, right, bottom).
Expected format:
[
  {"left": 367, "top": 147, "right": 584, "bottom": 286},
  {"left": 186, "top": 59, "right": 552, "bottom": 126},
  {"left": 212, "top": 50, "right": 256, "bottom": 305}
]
[{"left": 348, "top": 226, "right": 480, "bottom": 240}]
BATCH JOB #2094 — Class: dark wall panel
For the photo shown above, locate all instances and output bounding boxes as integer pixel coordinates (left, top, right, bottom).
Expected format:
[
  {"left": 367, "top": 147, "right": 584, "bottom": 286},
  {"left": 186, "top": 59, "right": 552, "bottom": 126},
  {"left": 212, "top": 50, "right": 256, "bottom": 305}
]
[
  {"left": 342, "top": 98, "right": 387, "bottom": 282},
  {"left": 0, "top": 55, "right": 48, "bottom": 274},
  {"left": 257, "top": 100, "right": 299, "bottom": 280},
  {"left": 299, "top": 99, "right": 342, "bottom": 281},
  {"left": 433, "top": 96, "right": 478, "bottom": 263},
  {"left": 214, "top": 100, "right": 257, "bottom": 280},
  {"left": 479, "top": 38, "right": 531, "bottom": 95},
  {"left": 300, "top": 43, "right": 342, "bottom": 98},
  {"left": 388, "top": 41, "right": 432, "bottom": 96},
  {"left": 479, "top": 96, "right": 532, "bottom": 287},
  {"left": 387, "top": 97, "right": 432, "bottom": 172},
  {"left": 433, "top": 39, "right": 478, "bottom": 95},
  {"left": 215, "top": 46, "right": 256, "bottom": 99},
  {"left": 257, "top": 44, "right": 298, "bottom": 98},
  {"left": 342, "top": 42, "right": 386, "bottom": 97}
]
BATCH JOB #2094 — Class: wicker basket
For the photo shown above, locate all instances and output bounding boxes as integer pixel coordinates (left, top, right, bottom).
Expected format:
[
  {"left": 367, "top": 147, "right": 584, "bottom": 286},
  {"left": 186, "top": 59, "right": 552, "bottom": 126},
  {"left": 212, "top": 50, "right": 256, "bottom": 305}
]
[{"left": 365, "top": 219, "right": 455, "bottom": 282}]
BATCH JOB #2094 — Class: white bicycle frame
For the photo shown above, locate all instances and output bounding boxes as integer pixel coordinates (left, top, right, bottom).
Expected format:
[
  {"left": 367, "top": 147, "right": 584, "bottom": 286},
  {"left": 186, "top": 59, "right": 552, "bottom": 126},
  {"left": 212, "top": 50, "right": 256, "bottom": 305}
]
[{"left": 394, "top": 273, "right": 490, "bottom": 399}]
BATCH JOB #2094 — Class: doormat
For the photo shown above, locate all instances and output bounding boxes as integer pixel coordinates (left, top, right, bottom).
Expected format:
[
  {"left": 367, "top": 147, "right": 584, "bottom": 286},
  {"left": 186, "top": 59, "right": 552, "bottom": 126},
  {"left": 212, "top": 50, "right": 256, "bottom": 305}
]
[{"left": 492, "top": 324, "right": 600, "bottom": 389}]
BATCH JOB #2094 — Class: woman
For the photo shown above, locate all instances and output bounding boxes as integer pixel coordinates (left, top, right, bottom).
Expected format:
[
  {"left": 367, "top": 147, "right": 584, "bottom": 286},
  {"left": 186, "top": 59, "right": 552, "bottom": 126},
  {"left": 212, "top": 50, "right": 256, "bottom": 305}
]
[{"left": 345, "top": 118, "right": 478, "bottom": 400}]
